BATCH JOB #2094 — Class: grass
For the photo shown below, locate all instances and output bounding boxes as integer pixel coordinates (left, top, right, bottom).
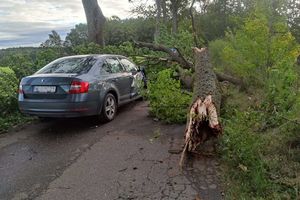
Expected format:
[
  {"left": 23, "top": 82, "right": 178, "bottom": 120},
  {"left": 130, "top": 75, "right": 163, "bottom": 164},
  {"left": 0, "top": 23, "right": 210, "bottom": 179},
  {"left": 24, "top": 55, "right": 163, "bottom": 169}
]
[{"left": 0, "top": 112, "right": 33, "bottom": 134}]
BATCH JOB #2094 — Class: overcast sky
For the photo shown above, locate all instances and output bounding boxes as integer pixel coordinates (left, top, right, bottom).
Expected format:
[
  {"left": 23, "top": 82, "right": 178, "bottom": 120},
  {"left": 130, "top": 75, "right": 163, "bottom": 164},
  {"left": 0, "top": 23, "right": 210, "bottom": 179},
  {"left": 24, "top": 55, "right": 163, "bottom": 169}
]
[{"left": 0, "top": 0, "right": 134, "bottom": 49}]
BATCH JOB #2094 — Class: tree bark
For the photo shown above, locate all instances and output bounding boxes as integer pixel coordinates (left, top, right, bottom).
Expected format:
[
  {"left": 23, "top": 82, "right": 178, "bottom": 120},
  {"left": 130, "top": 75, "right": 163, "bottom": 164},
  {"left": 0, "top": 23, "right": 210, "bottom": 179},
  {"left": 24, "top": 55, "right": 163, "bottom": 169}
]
[
  {"left": 215, "top": 72, "right": 244, "bottom": 88},
  {"left": 161, "top": 0, "right": 167, "bottom": 23},
  {"left": 190, "top": 0, "right": 199, "bottom": 47},
  {"left": 170, "top": 0, "right": 179, "bottom": 34},
  {"left": 154, "top": 0, "right": 162, "bottom": 41},
  {"left": 82, "top": 0, "right": 106, "bottom": 46},
  {"left": 180, "top": 48, "right": 222, "bottom": 167}
]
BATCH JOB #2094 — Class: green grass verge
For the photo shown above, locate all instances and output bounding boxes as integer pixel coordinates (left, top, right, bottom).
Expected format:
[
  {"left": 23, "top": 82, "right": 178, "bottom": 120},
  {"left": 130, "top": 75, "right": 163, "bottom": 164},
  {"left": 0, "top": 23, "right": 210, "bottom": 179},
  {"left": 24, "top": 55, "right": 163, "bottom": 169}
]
[
  {"left": 0, "top": 112, "right": 33, "bottom": 134},
  {"left": 219, "top": 86, "right": 300, "bottom": 199}
]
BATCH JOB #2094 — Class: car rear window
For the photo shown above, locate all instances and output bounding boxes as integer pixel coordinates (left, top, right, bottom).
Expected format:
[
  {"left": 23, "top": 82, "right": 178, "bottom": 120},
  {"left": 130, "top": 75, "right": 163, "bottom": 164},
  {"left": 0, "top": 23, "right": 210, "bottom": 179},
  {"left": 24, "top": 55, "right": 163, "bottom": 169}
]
[{"left": 36, "top": 57, "right": 97, "bottom": 74}]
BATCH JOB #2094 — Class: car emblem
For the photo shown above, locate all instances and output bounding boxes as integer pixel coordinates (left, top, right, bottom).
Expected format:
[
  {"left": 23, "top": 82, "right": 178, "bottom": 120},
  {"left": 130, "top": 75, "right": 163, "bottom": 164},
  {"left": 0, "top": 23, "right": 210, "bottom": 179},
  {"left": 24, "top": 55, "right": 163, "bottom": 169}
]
[{"left": 41, "top": 79, "right": 44, "bottom": 83}]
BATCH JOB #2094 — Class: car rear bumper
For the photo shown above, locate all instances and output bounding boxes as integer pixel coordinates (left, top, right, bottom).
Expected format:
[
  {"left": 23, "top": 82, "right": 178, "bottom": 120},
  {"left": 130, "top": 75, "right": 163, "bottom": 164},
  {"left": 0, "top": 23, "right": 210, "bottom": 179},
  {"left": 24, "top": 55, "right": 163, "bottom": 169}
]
[{"left": 18, "top": 100, "right": 99, "bottom": 118}]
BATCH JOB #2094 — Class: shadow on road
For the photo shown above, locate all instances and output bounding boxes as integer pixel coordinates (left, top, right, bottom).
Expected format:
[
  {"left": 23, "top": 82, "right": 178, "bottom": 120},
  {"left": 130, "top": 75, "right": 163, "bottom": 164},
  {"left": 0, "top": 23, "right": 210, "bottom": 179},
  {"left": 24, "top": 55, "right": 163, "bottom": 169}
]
[{"left": 35, "top": 101, "right": 140, "bottom": 140}]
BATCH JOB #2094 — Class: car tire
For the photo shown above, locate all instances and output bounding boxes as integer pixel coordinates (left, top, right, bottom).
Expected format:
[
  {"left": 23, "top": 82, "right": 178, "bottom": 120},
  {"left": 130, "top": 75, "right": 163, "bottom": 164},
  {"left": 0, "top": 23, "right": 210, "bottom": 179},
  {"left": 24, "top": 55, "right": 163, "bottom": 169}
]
[{"left": 99, "top": 93, "right": 117, "bottom": 122}]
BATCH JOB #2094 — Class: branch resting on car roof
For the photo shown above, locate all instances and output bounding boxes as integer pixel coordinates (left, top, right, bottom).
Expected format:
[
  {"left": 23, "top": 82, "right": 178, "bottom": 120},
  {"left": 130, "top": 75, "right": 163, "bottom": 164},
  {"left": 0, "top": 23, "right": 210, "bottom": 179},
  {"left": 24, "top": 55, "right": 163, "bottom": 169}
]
[{"left": 132, "top": 40, "right": 244, "bottom": 88}]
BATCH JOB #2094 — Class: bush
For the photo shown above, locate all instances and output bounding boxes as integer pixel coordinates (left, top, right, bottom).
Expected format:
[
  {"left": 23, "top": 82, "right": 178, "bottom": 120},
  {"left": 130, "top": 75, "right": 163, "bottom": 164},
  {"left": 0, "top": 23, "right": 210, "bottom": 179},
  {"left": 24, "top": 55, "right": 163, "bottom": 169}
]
[
  {"left": 217, "top": 11, "right": 300, "bottom": 199},
  {"left": 146, "top": 69, "right": 192, "bottom": 123},
  {"left": 221, "top": 108, "right": 272, "bottom": 198},
  {"left": 0, "top": 67, "right": 18, "bottom": 115}
]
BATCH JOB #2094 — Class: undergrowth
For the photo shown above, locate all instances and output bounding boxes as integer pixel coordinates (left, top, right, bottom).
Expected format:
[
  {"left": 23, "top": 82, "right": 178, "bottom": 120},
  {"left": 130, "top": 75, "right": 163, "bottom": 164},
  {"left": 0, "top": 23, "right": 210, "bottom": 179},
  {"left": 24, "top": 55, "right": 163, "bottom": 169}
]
[
  {"left": 146, "top": 68, "right": 192, "bottom": 124},
  {"left": 0, "top": 112, "right": 32, "bottom": 134},
  {"left": 220, "top": 86, "right": 300, "bottom": 200}
]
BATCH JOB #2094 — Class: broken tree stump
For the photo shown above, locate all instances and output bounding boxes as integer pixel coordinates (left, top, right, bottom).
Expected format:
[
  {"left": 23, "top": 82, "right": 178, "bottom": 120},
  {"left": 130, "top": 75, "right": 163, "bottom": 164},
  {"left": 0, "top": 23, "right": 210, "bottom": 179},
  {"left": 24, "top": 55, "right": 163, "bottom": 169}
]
[{"left": 180, "top": 47, "right": 222, "bottom": 167}]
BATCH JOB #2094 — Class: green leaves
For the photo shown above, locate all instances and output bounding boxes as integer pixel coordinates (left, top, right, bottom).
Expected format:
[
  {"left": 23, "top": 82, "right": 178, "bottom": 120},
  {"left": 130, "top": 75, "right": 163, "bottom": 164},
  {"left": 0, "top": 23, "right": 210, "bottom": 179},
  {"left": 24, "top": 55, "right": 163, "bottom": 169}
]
[
  {"left": 0, "top": 67, "right": 18, "bottom": 115},
  {"left": 146, "top": 69, "right": 192, "bottom": 124}
]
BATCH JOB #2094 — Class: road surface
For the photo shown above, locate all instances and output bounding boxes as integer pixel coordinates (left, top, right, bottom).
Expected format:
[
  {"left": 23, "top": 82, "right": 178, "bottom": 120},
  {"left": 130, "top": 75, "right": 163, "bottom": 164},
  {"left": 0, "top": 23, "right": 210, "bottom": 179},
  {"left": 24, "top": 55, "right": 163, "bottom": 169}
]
[{"left": 0, "top": 101, "right": 222, "bottom": 200}]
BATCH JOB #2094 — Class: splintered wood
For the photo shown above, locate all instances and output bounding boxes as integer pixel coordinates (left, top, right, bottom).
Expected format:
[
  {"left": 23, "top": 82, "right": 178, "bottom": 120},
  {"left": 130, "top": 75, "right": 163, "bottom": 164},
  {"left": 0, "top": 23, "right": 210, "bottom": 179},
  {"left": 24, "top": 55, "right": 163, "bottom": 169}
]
[{"left": 185, "top": 95, "right": 221, "bottom": 152}]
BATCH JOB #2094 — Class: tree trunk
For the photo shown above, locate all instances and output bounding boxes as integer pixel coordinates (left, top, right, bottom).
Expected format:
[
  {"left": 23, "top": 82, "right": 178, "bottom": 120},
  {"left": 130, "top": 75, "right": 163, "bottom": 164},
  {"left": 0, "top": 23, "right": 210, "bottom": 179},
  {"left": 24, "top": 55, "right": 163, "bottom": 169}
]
[
  {"left": 180, "top": 48, "right": 222, "bottom": 167},
  {"left": 190, "top": 0, "right": 199, "bottom": 47},
  {"left": 154, "top": 0, "right": 162, "bottom": 41},
  {"left": 82, "top": 0, "right": 106, "bottom": 46},
  {"left": 161, "top": 0, "right": 167, "bottom": 23},
  {"left": 170, "top": 0, "right": 179, "bottom": 34}
]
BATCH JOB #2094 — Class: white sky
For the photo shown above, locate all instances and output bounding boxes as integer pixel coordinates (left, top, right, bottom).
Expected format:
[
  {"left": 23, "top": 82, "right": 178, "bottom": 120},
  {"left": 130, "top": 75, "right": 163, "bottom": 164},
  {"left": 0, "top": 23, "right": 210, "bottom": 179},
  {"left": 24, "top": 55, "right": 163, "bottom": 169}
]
[{"left": 0, "top": 0, "right": 135, "bottom": 48}]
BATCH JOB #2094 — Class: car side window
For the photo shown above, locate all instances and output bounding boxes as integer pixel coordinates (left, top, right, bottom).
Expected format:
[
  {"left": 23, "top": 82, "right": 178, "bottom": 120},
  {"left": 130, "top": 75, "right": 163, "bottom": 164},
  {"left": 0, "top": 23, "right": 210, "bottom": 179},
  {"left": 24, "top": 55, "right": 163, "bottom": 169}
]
[
  {"left": 100, "top": 61, "right": 112, "bottom": 74},
  {"left": 106, "top": 58, "right": 124, "bottom": 73},
  {"left": 119, "top": 58, "right": 138, "bottom": 72}
]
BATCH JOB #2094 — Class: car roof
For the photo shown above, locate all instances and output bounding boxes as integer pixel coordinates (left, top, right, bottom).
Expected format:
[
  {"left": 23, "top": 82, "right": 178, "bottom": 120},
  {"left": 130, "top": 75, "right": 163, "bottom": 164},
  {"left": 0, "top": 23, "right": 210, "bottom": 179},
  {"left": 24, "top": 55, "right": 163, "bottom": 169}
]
[{"left": 59, "top": 54, "right": 127, "bottom": 60}]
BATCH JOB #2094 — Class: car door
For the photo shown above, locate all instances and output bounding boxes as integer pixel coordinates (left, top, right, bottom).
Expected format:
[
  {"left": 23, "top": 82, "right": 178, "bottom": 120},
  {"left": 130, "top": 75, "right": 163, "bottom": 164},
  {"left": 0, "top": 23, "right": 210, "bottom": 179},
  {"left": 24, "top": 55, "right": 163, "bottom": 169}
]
[
  {"left": 105, "top": 57, "right": 132, "bottom": 102},
  {"left": 119, "top": 57, "right": 142, "bottom": 98}
]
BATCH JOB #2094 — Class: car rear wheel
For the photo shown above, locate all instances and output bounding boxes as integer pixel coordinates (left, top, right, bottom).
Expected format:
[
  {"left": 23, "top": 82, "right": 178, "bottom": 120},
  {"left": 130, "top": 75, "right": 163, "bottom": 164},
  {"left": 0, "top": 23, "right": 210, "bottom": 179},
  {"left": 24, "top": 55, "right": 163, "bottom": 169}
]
[{"left": 99, "top": 93, "right": 117, "bottom": 122}]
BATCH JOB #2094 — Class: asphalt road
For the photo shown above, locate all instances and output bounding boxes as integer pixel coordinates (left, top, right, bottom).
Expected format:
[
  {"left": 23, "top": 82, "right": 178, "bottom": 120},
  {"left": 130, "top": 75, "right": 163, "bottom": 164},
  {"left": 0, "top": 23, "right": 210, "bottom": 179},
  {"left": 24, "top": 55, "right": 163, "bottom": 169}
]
[{"left": 0, "top": 101, "right": 222, "bottom": 200}]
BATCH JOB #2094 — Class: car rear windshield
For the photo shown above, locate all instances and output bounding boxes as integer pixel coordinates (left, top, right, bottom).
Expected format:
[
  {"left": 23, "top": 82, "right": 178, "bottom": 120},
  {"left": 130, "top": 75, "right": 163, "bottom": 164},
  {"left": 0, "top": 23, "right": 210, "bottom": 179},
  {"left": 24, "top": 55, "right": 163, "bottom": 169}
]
[{"left": 36, "top": 57, "right": 96, "bottom": 74}]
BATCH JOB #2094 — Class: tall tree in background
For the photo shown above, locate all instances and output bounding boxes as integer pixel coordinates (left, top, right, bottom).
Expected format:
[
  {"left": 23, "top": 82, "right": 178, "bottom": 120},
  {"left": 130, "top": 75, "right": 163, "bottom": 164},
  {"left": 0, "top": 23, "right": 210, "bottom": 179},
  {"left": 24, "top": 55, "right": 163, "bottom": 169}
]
[
  {"left": 154, "top": 0, "right": 162, "bottom": 41},
  {"left": 161, "top": 0, "right": 168, "bottom": 22},
  {"left": 287, "top": 0, "right": 300, "bottom": 42},
  {"left": 64, "top": 24, "right": 88, "bottom": 47},
  {"left": 82, "top": 0, "right": 106, "bottom": 46},
  {"left": 170, "top": 0, "right": 180, "bottom": 34},
  {"left": 169, "top": 0, "right": 190, "bottom": 34},
  {"left": 41, "top": 30, "right": 63, "bottom": 48}
]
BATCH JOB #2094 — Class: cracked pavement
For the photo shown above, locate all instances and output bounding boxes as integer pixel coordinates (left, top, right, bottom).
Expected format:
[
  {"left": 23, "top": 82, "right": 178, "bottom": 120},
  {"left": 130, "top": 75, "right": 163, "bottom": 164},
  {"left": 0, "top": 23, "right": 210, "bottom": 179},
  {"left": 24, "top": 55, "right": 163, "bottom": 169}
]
[{"left": 0, "top": 101, "right": 223, "bottom": 200}]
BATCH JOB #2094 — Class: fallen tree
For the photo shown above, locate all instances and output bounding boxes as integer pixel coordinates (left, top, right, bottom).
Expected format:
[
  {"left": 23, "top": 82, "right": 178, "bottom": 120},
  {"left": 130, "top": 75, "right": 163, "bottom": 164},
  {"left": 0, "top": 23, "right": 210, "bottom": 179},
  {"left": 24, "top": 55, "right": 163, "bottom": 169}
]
[
  {"left": 133, "top": 41, "right": 226, "bottom": 164},
  {"left": 180, "top": 48, "right": 222, "bottom": 166},
  {"left": 132, "top": 41, "right": 241, "bottom": 166}
]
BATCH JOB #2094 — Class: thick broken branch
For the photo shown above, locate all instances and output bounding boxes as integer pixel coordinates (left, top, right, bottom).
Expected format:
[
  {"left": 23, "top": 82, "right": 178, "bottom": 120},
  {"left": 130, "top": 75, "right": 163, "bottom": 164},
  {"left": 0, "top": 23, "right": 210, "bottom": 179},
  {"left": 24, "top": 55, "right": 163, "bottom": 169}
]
[
  {"left": 133, "top": 41, "right": 243, "bottom": 87},
  {"left": 177, "top": 67, "right": 193, "bottom": 89},
  {"left": 215, "top": 72, "right": 244, "bottom": 87},
  {"left": 133, "top": 40, "right": 193, "bottom": 69}
]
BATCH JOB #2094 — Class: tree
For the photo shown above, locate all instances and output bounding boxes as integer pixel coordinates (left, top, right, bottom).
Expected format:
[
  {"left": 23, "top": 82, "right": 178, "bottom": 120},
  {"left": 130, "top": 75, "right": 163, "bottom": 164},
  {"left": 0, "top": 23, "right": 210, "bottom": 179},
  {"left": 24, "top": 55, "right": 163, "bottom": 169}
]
[
  {"left": 105, "top": 17, "right": 155, "bottom": 45},
  {"left": 161, "top": 0, "right": 168, "bottom": 22},
  {"left": 41, "top": 30, "right": 63, "bottom": 48},
  {"left": 64, "top": 24, "right": 88, "bottom": 47},
  {"left": 154, "top": 0, "right": 162, "bottom": 41},
  {"left": 170, "top": 0, "right": 180, "bottom": 34},
  {"left": 82, "top": 0, "right": 106, "bottom": 46},
  {"left": 286, "top": 0, "right": 300, "bottom": 42},
  {"left": 167, "top": 0, "right": 195, "bottom": 34}
]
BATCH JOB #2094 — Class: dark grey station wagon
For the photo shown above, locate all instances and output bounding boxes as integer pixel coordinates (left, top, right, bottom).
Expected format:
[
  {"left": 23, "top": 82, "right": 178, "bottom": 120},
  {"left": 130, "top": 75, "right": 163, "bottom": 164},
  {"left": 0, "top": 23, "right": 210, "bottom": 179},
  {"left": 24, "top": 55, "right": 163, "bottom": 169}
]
[{"left": 18, "top": 55, "right": 146, "bottom": 122}]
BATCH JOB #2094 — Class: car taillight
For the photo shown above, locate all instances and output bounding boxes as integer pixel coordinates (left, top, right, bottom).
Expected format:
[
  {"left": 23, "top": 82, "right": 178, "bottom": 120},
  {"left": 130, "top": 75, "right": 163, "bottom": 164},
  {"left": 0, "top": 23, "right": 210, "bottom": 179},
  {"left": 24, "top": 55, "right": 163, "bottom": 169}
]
[
  {"left": 69, "top": 81, "right": 89, "bottom": 94},
  {"left": 18, "top": 84, "right": 24, "bottom": 94}
]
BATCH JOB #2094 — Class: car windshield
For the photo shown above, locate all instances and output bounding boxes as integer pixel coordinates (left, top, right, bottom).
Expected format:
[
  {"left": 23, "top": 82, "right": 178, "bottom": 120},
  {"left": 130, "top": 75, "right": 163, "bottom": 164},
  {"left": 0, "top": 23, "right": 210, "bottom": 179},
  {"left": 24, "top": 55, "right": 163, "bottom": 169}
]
[{"left": 36, "top": 57, "right": 96, "bottom": 74}]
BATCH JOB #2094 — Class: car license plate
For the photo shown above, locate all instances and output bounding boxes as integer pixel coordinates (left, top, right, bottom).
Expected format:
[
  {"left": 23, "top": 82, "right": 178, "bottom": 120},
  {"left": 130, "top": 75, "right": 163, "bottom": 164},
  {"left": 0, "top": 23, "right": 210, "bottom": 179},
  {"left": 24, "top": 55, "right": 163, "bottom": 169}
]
[{"left": 33, "top": 86, "right": 56, "bottom": 93}]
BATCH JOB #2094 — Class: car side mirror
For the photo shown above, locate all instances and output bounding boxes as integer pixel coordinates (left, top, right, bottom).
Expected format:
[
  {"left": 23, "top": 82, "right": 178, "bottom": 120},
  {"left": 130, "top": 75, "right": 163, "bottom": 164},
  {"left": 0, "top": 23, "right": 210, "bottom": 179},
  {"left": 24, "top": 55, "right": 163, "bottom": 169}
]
[{"left": 138, "top": 66, "right": 146, "bottom": 72}]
